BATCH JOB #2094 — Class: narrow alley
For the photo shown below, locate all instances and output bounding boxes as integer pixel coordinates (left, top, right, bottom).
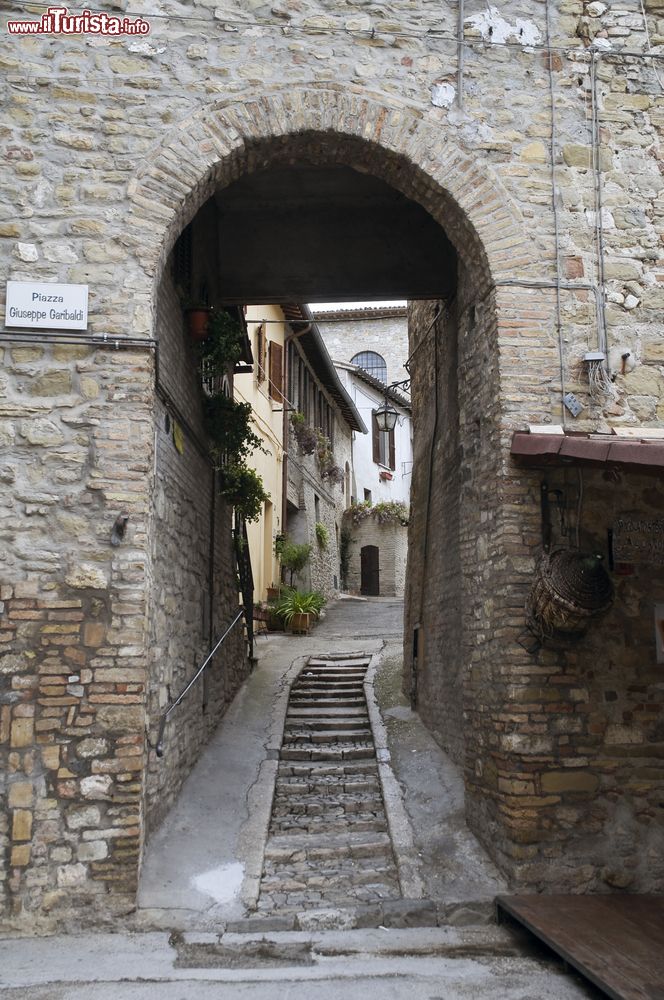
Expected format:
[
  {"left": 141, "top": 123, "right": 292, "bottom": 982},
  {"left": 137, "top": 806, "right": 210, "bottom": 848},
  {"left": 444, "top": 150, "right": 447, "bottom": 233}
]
[{"left": 0, "top": 599, "right": 599, "bottom": 999}]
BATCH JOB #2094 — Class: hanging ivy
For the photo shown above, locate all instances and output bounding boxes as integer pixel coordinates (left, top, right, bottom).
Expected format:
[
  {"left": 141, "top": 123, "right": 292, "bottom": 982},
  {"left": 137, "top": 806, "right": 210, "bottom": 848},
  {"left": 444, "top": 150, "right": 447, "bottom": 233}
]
[{"left": 195, "top": 308, "right": 268, "bottom": 520}]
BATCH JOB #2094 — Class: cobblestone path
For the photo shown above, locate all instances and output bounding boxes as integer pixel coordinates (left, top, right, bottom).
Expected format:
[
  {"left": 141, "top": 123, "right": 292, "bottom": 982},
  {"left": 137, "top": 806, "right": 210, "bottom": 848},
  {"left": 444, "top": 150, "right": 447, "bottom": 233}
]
[{"left": 257, "top": 653, "right": 401, "bottom": 914}]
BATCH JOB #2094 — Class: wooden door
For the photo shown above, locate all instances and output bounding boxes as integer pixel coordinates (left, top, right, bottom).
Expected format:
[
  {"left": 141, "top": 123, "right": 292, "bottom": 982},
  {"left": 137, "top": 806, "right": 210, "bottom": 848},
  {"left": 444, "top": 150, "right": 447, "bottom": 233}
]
[{"left": 360, "top": 545, "right": 380, "bottom": 596}]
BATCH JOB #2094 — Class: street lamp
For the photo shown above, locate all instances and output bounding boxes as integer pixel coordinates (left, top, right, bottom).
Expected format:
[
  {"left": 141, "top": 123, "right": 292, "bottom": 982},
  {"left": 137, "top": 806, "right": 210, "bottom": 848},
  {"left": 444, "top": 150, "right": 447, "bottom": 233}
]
[{"left": 374, "top": 398, "right": 399, "bottom": 433}]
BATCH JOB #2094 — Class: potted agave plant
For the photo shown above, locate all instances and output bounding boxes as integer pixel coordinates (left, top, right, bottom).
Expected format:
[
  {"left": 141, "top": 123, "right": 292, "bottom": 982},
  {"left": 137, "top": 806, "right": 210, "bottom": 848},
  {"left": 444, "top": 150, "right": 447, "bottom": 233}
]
[{"left": 276, "top": 590, "right": 326, "bottom": 635}]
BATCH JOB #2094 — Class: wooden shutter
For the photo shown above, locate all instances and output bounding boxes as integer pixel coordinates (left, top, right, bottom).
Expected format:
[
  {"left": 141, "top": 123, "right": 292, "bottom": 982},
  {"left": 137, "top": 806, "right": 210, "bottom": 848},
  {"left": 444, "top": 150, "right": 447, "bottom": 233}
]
[
  {"left": 256, "top": 325, "right": 266, "bottom": 382},
  {"left": 269, "top": 342, "right": 283, "bottom": 400},
  {"left": 388, "top": 427, "right": 396, "bottom": 470},
  {"left": 372, "top": 411, "right": 380, "bottom": 464}
]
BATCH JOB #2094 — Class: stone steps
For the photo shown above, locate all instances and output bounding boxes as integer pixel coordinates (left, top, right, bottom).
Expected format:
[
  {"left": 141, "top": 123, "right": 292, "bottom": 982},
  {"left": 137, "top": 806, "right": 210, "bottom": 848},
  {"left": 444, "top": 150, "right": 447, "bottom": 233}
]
[
  {"left": 257, "top": 655, "right": 401, "bottom": 914},
  {"left": 283, "top": 729, "right": 373, "bottom": 744}
]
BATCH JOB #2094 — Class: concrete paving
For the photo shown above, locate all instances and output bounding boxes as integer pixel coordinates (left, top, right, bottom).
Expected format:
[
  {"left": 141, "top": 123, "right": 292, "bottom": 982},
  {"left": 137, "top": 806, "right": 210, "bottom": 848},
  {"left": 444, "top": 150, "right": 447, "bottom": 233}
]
[{"left": 0, "top": 926, "right": 601, "bottom": 998}]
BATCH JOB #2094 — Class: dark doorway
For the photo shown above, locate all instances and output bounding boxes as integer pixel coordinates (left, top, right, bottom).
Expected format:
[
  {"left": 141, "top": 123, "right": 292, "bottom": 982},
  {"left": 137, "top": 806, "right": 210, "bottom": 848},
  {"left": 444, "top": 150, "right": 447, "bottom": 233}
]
[{"left": 361, "top": 545, "right": 380, "bottom": 596}]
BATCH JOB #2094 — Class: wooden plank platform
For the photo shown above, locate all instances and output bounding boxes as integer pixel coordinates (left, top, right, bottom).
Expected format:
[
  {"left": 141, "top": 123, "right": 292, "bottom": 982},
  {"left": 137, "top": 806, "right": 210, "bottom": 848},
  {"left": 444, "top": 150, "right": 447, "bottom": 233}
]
[{"left": 496, "top": 894, "right": 664, "bottom": 1000}]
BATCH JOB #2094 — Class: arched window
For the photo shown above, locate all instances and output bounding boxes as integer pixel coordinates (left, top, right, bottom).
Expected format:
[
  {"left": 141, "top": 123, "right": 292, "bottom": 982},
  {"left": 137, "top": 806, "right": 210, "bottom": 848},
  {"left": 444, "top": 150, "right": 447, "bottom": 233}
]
[{"left": 351, "top": 351, "right": 387, "bottom": 383}]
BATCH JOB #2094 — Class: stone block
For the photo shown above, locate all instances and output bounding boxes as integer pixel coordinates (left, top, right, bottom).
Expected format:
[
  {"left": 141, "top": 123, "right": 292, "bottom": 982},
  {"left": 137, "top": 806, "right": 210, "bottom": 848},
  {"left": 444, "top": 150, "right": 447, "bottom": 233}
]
[
  {"left": 20, "top": 419, "right": 64, "bottom": 446},
  {"left": 562, "top": 144, "right": 612, "bottom": 170},
  {"left": 12, "top": 809, "right": 33, "bottom": 841},
  {"left": 541, "top": 771, "right": 599, "bottom": 793},
  {"left": 41, "top": 745, "right": 61, "bottom": 769},
  {"left": 57, "top": 863, "right": 88, "bottom": 887},
  {"left": 11, "top": 844, "right": 31, "bottom": 867},
  {"left": 65, "top": 564, "right": 109, "bottom": 590},
  {"left": 77, "top": 840, "right": 108, "bottom": 861},
  {"left": 83, "top": 622, "right": 106, "bottom": 647},
  {"left": 66, "top": 805, "right": 101, "bottom": 830},
  {"left": 10, "top": 717, "right": 34, "bottom": 748},
  {"left": 8, "top": 782, "right": 33, "bottom": 808},
  {"left": 80, "top": 774, "right": 113, "bottom": 799},
  {"left": 29, "top": 372, "right": 73, "bottom": 397}
]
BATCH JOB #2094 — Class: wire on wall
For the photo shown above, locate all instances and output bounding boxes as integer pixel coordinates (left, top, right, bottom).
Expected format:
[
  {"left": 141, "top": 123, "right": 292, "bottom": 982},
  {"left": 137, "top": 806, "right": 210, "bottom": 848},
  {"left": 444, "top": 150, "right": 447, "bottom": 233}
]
[
  {"left": 590, "top": 53, "right": 609, "bottom": 364},
  {"left": 639, "top": 0, "right": 664, "bottom": 91},
  {"left": 456, "top": 0, "right": 465, "bottom": 110},
  {"left": 544, "top": 0, "right": 567, "bottom": 428}
]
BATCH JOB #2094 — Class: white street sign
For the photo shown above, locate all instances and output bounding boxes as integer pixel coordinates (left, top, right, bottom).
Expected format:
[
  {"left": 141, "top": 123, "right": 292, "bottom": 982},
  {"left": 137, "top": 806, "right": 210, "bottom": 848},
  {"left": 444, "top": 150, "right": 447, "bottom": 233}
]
[{"left": 5, "top": 281, "right": 89, "bottom": 330}]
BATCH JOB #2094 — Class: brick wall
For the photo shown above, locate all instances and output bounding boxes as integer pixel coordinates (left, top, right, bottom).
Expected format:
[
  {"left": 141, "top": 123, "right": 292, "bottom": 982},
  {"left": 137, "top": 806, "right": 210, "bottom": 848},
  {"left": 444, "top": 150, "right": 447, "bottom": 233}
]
[
  {"left": 144, "top": 266, "right": 248, "bottom": 833},
  {"left": 0, "top": 341, "right": 154, "bottom": 930}
]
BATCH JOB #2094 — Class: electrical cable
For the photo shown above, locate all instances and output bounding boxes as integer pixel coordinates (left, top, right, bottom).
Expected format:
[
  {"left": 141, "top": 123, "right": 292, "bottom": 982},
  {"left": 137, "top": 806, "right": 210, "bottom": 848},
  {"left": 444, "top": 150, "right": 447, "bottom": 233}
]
[
  {"left": 456, "top": 0, "right": 465, "bottom": 109},
  {"left": 544, "top": 0, "right": 567, "bottom": 428},
  {"left": 639, "top": 0, "right": 664, "bottom": 90},
  {"left": 590, "top": 53, "right": 608, "bottom": 363}
]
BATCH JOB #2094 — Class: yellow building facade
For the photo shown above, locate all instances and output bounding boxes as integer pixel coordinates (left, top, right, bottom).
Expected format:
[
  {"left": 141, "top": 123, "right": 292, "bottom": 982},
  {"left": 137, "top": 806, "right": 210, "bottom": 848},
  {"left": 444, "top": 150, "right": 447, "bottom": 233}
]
[{"left": 234, "top": 305, "right": 287, "bottom": 603}]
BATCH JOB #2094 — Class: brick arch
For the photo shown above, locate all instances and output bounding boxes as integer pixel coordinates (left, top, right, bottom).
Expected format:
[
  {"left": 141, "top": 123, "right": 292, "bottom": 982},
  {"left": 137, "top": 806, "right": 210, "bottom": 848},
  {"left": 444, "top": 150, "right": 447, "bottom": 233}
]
[{"left": 128, "top": 85, "right": 530, "bottom": 304}]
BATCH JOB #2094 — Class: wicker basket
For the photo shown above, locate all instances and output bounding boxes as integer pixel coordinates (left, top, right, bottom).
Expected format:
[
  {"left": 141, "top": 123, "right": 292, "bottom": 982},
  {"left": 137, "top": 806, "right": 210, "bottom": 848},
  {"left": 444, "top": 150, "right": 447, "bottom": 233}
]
[{"left": 527, "top": 548, "right": 614, "bottom": 639}]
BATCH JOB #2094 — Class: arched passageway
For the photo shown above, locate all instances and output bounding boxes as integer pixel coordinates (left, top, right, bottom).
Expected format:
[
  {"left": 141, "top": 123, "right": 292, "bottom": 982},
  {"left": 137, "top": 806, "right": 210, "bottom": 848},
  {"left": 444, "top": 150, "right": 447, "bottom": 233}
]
[{"left": 136, "top": 90, "right": 514, "bottom": 894}]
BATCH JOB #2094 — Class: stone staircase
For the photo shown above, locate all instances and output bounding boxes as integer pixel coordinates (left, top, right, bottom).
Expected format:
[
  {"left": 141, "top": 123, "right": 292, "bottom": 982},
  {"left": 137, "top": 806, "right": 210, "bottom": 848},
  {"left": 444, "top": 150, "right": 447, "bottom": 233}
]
[{"left": 256, "top": 654, "right": 402, "bottom": 914}]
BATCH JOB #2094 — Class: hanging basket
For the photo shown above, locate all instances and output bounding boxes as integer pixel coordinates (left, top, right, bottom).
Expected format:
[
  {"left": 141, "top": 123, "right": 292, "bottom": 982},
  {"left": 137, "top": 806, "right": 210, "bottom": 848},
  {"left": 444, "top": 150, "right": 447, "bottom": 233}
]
[{"left": 526, "top": 548, "right": 614, "bottom": 640}]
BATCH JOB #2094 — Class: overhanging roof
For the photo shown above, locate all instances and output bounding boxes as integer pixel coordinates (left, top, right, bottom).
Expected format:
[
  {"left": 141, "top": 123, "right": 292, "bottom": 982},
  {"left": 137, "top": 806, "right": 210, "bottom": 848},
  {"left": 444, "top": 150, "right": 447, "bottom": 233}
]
[
  {"left": 282, "top": 303, "right": 367, "bottom": 435},
  {"left": 511, "top": 431, "right": 664, "bottom": 473}
]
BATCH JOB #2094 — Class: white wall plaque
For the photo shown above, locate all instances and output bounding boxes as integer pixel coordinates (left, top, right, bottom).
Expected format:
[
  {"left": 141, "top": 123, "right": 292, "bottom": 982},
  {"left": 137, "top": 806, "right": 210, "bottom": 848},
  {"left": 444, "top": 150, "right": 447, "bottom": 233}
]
[{"left": 5, "top": 280, "right": 88, "bottom": 330}]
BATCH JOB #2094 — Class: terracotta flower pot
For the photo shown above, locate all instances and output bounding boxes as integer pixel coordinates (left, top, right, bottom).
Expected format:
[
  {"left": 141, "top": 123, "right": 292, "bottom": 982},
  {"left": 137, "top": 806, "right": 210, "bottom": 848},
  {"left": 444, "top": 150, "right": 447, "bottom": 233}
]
[
  {"left": 185, "top": 307, "right": 211, "bottom": 341},
  {"left": 288, "top": 612, "right": 311, "bottom": 635}
]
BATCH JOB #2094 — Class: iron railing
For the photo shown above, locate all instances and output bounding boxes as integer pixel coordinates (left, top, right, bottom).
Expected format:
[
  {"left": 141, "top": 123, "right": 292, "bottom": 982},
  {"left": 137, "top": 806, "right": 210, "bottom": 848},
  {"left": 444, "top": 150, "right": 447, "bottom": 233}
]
[{"left": 155, "top": 609, "right": 244, "bottom": 757}]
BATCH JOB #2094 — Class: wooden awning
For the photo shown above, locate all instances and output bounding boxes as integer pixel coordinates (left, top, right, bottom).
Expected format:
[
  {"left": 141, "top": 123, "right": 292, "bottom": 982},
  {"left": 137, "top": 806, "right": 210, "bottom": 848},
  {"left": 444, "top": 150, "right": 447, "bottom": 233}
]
[{"left": 511, "top": 432, "right": 664, "bottom": 474}]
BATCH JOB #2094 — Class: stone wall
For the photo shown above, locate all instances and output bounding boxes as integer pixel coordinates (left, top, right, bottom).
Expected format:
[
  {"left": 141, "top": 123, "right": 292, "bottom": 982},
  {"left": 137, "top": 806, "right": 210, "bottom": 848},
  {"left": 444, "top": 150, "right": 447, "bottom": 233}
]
[
  {"left": 285, "top": 400, "right": 352, "bottom": 598},
  {"left": 345, "top": 518, "right": 408, "bottom": 597}
]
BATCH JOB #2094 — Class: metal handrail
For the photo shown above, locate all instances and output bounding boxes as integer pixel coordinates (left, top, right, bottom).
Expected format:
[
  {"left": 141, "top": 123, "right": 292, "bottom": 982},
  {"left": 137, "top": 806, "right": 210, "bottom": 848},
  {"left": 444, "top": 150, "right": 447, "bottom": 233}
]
[{"left": 155, "top": 609, "right": 245, "bottom": 757}]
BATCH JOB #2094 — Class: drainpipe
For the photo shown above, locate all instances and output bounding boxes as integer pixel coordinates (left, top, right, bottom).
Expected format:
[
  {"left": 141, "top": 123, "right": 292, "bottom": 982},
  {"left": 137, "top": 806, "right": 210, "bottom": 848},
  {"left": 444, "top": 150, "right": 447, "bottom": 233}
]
[{"left": 281, "top": 322, "right": 312, "bottom": 538}]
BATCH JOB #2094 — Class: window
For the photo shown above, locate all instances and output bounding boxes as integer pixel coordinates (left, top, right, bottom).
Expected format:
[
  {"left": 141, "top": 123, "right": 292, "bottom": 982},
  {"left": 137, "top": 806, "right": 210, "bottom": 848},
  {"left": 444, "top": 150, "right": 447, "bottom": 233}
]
[
  {"left": 268, "top": 341, "right": 283, "bottom": 401},
  {"left": 351, "top": 351, "right": 387, "bottom": 383},
  {"left": 372, "top": 410, "right": 395, "bottom": 470},
  {"left": 364, "top": 488, "right": 372, "bottom": 503}
]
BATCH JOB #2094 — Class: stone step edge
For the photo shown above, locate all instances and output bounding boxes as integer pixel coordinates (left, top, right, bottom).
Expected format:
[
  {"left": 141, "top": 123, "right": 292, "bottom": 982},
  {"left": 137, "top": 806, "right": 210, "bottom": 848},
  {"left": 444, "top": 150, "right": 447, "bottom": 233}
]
[{"left": 224, "top": 898, "right": 497, "bottom": 934}]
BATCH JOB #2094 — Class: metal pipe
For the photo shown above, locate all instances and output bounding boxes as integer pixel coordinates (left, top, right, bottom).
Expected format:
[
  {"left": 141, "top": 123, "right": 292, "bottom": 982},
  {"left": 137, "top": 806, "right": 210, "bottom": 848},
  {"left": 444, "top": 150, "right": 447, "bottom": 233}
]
[
  {"left": 457, "top": 0, "right": 465, "bottom": 109},
  {"left": 155, "top": 609, "right": 244, "bottom": 757},
  {"left": 1, "top": 330, "right": 156, "bottom": 349}
]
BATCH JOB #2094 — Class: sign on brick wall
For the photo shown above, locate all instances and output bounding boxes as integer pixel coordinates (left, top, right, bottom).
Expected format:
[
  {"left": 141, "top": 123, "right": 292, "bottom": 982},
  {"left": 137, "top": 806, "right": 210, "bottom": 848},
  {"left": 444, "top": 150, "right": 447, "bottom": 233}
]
[
  {"left": 613, "top": 516, "right": 664, "bottom": 566},
  {"left": 5, "top": 280, "right": 88, "bottom": 330}
]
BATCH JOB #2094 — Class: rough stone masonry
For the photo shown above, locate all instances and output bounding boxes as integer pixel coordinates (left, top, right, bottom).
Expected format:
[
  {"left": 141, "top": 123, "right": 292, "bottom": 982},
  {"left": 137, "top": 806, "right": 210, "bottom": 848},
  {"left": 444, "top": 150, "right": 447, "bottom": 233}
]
[{"left": 0, "top": 0, "right": 663, "bottom": 930}]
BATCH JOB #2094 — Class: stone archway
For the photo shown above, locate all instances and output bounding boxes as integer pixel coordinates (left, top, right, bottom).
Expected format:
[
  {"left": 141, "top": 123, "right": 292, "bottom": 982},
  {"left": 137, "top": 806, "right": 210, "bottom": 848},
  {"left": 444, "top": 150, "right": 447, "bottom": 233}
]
[{"left": 130, "top": 86, "right": 546, "bottom": 889}]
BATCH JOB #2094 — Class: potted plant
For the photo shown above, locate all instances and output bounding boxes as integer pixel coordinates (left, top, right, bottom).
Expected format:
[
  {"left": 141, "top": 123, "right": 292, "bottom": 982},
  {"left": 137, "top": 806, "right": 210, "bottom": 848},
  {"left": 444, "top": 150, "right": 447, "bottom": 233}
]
[
  {"left": 184, "top": 301, "right": 212, "bottom": 341},
  {"left": 278, "top": 538, "right": 312, "bottom": 587},
  {"left": 276, "top": 590, "right": 326, "bottom": 635}
]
